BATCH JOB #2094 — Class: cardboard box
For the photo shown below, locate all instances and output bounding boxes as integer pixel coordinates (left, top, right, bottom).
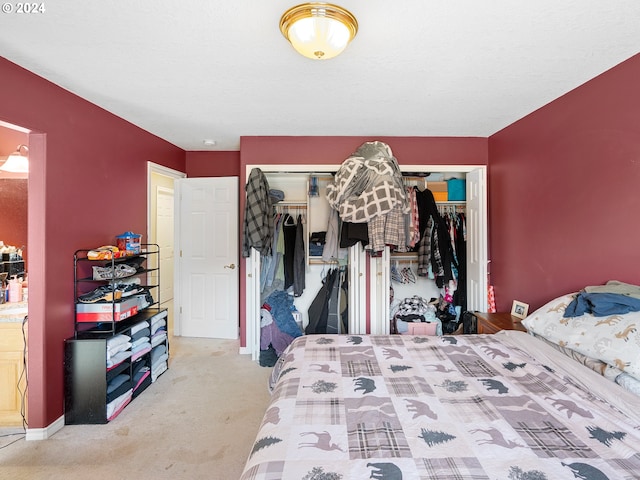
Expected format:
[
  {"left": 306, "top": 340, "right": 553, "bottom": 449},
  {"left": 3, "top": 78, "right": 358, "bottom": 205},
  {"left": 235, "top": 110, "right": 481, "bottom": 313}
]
[
  {"left": 426, "top": 181, "right": 447, "bottom": 192},
  {"left": 432, "top": 191, "right": 448, "bottom": 202},
  {"left": 76, "top": 297, "right": 139, "bottom": 322}
]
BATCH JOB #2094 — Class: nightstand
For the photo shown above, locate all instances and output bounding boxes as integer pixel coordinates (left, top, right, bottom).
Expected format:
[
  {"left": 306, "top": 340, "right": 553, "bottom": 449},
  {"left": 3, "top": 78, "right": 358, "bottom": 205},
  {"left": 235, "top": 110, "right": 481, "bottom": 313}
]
[{"left": 473, "top": 312, "right": 527, "bottom": 334}]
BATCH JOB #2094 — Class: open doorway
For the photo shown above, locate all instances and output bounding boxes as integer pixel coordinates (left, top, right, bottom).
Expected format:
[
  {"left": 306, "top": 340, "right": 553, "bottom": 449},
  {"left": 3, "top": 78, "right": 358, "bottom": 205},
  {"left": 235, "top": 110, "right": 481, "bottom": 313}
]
[
  {"left": 147, "top": 162, "right": 186, "bottom": 338},
  {"left": 0, "top": 121, "right": 30, "bottom": 430}
]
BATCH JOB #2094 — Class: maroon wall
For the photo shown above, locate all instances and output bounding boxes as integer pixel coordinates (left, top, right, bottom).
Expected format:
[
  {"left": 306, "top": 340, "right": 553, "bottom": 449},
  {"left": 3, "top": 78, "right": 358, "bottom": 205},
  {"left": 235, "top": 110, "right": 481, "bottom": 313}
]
[
  {"left": 238, "top": 136, "right": 488, "bottom": 346},
  {"left": 0, "top": 57, "right": 185, "bottom": 429},
  {"left": 186, "top": 151, "right": 240, "bottom": 177},
  {"left": 488, "top": 53, "right": 640, "bottom": 313}
]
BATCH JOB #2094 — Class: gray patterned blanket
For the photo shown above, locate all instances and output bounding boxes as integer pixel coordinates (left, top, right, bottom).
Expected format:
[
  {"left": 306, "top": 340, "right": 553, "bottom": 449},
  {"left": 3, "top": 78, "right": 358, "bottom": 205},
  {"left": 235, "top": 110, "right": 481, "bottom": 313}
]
[{"left": 241, "top": 332, "right": 640, "bottom": 480}]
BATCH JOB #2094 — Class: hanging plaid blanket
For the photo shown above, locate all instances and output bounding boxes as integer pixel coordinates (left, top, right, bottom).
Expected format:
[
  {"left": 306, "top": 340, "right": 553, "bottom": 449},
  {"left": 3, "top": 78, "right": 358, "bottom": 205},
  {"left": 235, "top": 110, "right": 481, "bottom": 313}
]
[{"left": 326, "top": 141, "right": 409, "bottom": 223}]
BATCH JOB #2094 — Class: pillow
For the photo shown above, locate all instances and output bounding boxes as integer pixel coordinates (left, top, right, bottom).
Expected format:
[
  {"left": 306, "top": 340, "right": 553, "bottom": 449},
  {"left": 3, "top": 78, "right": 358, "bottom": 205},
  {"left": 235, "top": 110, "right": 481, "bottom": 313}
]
[
  {"left": 616, "top": 373, "right": 640, "bottom": 396},
  {"left": 522, "top": 293, "right": 640, "bottom": 380}
]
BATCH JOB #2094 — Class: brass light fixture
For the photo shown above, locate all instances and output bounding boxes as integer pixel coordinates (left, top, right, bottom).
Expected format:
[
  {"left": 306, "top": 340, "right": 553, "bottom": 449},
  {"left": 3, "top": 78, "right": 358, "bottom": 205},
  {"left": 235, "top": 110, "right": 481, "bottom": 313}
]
[
  {"left": 279, "top": 3, "right": 358, "bottom": 60},
  {"left": 0, "top": 144, "right": 29, "bottom": 173}
]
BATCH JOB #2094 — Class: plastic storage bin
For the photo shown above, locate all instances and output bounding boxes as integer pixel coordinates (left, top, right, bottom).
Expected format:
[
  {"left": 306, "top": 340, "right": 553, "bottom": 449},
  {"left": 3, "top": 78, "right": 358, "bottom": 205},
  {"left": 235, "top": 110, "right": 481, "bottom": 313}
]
[
  {"left": 447, "top": 178, "right": 466, "bottom": 201},
  {"left": 116, "top": 232, "right": 142, "bottom": 255}
]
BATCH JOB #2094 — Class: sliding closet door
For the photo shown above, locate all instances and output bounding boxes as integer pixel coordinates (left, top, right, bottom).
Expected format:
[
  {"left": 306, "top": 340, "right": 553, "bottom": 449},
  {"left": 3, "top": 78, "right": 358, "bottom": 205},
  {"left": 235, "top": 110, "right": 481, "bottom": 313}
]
[
  {"left": 348, "top": 244, "right": 367, "bottom": 334},
  {"left": 466, "top": 167, "right": 488, "bottom": 312}
]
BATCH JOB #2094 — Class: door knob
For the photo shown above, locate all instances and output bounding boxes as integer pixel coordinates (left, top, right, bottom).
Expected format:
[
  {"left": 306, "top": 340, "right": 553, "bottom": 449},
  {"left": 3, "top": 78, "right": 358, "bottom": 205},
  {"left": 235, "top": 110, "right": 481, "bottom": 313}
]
[{"left": 224, "top": 263, "right": 236, "bottom": 270}]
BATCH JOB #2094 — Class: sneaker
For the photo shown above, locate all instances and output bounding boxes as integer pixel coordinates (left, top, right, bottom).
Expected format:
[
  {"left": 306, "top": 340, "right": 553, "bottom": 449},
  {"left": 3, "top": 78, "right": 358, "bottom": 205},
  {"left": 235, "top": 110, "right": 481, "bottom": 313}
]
[
  {"left": 92, "top": 264, "right": 137, "bottom": 280},
  {"left": 116, "top": 283, "right": 145, "bottom": 297},
  {"left": 78, "top": 286, "right": 123, "bottom": 303}
]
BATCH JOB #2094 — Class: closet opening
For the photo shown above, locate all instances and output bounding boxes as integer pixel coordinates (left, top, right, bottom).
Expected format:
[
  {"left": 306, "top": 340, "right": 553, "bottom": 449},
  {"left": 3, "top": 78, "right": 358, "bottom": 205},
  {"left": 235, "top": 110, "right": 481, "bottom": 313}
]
[{"left": 244, "top": 163, "right": 487, "bottom": 361}]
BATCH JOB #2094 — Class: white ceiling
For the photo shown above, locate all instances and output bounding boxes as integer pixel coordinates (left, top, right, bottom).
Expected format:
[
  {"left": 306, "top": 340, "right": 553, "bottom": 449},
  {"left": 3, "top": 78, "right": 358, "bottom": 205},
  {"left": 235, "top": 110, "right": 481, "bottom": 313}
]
[{"left": 1, "top": 1, "right": 639, "bottom": 151}]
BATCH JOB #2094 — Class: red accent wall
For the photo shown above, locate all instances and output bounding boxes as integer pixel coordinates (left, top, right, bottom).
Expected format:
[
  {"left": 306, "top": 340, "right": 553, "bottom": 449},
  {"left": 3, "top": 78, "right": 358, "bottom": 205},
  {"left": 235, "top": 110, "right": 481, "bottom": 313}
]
[
  {"left": 186, "top": 151, "right": 240, "bottom": 177},
  {"left": 488, "top": 53, "right": 640, "bottom": 313},
  {"left": 0, "top": 57, "right": 185, "bottom": 429},
  {"left": 238, "top": 136, "right": 488, "bottom": 346}
]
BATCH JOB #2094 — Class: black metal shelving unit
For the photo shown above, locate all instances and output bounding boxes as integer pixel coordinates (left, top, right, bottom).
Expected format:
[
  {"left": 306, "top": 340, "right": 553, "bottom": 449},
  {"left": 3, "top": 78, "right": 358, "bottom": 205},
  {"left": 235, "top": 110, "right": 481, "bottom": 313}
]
[{"left": 64, "top": 243, "right": 169, "bottom": 424}]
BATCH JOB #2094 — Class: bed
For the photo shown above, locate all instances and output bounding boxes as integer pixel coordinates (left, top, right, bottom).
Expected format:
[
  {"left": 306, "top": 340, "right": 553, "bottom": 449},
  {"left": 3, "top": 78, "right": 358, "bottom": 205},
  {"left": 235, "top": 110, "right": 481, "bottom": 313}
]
[{"left": 241, "top": 292, "right": 640, "bottom": 480}]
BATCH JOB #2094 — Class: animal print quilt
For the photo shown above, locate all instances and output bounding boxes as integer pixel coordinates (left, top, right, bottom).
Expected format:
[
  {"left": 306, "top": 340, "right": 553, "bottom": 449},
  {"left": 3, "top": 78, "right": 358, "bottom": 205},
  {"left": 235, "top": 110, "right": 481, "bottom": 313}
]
[{"left": 240, "top": 332, "right": 640, "bottom": 480}]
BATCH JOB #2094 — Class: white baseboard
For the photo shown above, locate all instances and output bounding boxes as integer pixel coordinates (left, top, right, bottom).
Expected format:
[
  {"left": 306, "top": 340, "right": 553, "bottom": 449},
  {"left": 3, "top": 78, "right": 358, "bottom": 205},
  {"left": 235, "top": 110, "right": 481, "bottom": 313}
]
[
  {"left": 238, "top": 346, "right": 251, "bottom": 355},
  {"left": 25, "top": 415, "right": 64, "bottom": 441}
]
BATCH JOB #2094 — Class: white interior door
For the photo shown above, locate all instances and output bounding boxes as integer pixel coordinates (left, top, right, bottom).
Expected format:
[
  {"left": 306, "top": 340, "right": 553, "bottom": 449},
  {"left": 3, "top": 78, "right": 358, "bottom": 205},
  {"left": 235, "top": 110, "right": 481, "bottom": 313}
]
[{"left": 175, "top": 177, "right": 239, "bottom": 339}]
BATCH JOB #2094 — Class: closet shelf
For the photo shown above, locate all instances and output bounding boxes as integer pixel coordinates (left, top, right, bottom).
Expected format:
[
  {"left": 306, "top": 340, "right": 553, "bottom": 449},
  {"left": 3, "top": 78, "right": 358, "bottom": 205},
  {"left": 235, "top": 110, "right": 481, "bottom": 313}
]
[{"left": 274, "top": 201, "right": 307, "bottom": 206}]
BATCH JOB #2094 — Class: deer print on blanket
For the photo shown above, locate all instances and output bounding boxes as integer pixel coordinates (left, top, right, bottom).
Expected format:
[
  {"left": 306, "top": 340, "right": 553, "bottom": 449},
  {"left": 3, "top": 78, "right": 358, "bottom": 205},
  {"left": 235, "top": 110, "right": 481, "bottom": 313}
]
[
  {"left": 382, "top": 347, "right": 403, "bottom": 360},
  {"left": 404, "top": 399, "right": 437, "bottom": 420},
  {"left": 470, "top": 427, "right": 523, "bottom": 449},
  {"left": 481, "top": 345, "right": 509, "bottom": 359},
  {"left": 545, "top": 397, "right": 594, "bottom": 419},
  {"left": 298, "top": 431, "right": 344, "bottom": 452},
  {"left": 309, "top": 363, "right": 339, "bottom": 374},
  {"left": 614, "top": 323, "right": 636, "bottom": 341}
]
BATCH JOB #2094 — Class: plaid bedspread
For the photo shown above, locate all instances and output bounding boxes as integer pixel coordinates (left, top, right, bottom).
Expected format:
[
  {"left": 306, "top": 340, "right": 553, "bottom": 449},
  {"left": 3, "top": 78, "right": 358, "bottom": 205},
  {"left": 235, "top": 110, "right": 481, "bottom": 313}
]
[{"left": 241, "top": 333, "right": 640, "bottom": 480}]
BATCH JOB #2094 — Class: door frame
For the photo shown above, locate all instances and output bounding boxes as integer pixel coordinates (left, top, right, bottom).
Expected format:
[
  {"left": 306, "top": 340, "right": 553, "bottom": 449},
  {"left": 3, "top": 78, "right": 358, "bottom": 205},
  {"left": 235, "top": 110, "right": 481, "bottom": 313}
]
[{"left": 146, "top": 162, "right": 186, "bottom": 336}]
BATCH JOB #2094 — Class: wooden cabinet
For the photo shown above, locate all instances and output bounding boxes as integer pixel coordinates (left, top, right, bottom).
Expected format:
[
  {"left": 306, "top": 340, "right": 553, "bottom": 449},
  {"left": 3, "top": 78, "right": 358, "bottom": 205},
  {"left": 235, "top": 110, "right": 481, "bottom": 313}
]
[
  {"left": 0, "top": 322, "right": 26, "bottom": 426},
  {"left": 474, "top": 312, "right": 527, "bottom": 334}
]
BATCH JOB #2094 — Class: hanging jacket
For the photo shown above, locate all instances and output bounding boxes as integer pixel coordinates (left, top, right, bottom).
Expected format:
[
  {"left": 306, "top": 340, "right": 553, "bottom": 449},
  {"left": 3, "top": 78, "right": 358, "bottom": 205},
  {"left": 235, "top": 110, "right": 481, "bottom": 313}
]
[
  {"left": 242, "top": 168, "right": 273, "bottom": 257},
  {"left": 305, "top": 268, "right": 339, "bottom": 335}
]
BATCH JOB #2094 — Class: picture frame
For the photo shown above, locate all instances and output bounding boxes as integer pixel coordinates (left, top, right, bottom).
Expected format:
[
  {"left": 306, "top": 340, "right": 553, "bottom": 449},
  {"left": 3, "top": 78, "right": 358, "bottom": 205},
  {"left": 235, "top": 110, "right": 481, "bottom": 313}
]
[{"left": 511, "top": 300, "right": 529, "bottom": 319}]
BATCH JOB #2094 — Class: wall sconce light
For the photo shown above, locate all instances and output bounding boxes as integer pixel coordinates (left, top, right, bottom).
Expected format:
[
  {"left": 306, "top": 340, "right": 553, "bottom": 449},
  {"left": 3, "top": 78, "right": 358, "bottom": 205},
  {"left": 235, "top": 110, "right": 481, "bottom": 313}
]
[
  {"left": 0, "top": 144, "right": 29, "bottom": 173},
  {"left": 279, "top": 3, "right": 358, "bottom": 60}
]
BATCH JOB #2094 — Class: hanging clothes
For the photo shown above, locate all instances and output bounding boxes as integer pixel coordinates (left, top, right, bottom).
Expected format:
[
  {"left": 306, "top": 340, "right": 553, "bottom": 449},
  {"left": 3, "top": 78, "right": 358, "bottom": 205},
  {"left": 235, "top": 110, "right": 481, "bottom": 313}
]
[
  {"left": 242, "top": 168, "right": 273, "bottom": 258},
  {"left": 293, "top": 215, "right": 306, "bottom": 297},
  {"left": 414, "top": 187, "right": 456, "bottom": 288},
  {"left": 282, "top": 214, "right": 297, "bottom": 290},
  {"left": 305, "top": 268, "right": 339, "bottom": 335},
  {"left": 326, "top": 141, "right": 409, "bottom": 223}
]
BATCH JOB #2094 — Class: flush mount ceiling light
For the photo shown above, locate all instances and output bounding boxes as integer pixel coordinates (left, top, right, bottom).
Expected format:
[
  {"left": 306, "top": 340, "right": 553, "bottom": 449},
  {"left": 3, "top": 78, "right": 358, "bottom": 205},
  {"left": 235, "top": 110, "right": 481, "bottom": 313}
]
[
  {"left": 279, "top": 3, "right": 358, "bottom": 60},
  {"left": 0, "top": 144, "right": 29, "bottom": 173}
]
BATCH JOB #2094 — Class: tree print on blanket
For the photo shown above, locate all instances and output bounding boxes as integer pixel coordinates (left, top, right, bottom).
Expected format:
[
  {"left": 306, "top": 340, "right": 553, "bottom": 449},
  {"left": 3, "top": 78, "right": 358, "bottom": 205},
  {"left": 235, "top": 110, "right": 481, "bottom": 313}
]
[
  {"left": 507, "top": 466, "right": 547, "bottom": 480},
  {"left": 316, "top": 337, "right": 334, "bottom": 344},
  {"left": 302, "top": 466, "right": 343, "bottom": 480},
  {"left": 437, "top": 379, "right": 468, "bottom": 393},
  {"left": 348, "top": 336, "right": 363, "bottom": 345},
  {"left": 389, "top": 364, "right": 412, "bottom": 373},
  {"left": 304, "top": 380, "right": 338, "bottom": 394},
  {"left": 586, "top": 426, "right": 626, "bottom": 447},
  {"left": 503, "top": 361, "right": 527, "bottom": 371},
  {"left": 250, "top": 436, "right": 282, "bottom": 457},
  {"left": 418, "top": 428, "right": 456, "bottom": 447}
]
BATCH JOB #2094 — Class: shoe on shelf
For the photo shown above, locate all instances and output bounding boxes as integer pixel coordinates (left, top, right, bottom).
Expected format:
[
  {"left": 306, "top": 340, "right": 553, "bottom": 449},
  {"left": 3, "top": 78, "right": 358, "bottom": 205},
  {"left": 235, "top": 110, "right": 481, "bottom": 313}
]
[
  {"left": 116, "top": 283, "right": 145, "bottom": 298},
  {"left": 92, "top": 264, "right": 137, "bottom": 280},
  {"left": 78, "top": 286, "right": 122, "bottom": 303}
]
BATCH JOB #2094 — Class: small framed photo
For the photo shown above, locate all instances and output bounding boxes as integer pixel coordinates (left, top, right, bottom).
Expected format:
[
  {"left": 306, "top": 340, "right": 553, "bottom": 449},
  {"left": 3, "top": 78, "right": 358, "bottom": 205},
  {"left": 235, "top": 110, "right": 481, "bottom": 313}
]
[{"left": 511, "top": 300, "right": 529, "bottom": 319}]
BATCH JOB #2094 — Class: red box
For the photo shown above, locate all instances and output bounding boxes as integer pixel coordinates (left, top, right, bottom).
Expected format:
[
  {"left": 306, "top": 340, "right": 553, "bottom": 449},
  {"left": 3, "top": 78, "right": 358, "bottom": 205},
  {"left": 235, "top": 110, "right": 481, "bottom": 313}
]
[{"left": 76, "top": 297, "right": 139, "bottom": 323}]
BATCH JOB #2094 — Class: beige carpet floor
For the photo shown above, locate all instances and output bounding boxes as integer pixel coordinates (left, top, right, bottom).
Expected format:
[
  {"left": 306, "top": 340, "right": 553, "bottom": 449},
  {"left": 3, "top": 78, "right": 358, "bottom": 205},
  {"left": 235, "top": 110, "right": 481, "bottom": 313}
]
[{"left": 0, "top": 337, "right": 273, "bottom": 480}]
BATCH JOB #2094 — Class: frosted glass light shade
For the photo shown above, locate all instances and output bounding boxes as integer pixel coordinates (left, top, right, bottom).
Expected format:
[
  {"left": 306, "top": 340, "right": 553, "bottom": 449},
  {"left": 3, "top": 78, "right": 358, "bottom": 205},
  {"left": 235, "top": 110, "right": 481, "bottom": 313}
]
[
  {"left": 0, "top": 145, "right": 28, "bottom": 173},
  {"left": 280, "top": 3, "right": 358, "bottom": 60}
]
